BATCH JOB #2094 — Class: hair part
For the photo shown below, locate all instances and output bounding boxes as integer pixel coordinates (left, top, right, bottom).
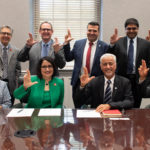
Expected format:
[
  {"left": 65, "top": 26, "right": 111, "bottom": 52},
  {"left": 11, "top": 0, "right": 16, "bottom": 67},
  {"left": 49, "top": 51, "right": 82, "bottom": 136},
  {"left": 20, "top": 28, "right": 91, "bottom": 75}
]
[
  {"left": 100, "top": 53, "right": 116, "bottom": 64},
  {"left": 39, "top": 21, "right": 53, "bottom": 30},
  {"left": 124, "top": 18, "right": 139, "bottom": 28},
  {"left": 0, "top": 25, "right": 13, "bottom": 35},
  {"left": 36, "top": 56, "right": 57, "bottom": 79},
  {"left": 87, "top": 21, "right": 100, "bottom": 30}
]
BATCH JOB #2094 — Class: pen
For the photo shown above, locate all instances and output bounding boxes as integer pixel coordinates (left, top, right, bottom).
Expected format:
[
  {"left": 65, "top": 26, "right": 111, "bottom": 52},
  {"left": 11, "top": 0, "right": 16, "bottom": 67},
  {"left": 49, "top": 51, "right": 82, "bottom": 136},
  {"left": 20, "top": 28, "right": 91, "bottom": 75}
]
[{"left": 17, "top": 109, "right": 23, "bottom": 113}]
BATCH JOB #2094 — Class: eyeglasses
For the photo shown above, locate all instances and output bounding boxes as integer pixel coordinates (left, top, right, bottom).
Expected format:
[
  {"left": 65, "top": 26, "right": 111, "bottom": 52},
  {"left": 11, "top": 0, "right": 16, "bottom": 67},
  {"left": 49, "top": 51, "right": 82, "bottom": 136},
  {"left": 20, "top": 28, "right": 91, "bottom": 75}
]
[
  {"left": 41, "top": 65, "right": 53, "bottom": 69},
  {"left": 126, "top": 27, "right": 137, "bottom": 31},
  {"left": 40, "top": 28, "right": 52, "bottom": 32},
  {"left": 0, "top": 32, "right": 12, "bottom": 36}
]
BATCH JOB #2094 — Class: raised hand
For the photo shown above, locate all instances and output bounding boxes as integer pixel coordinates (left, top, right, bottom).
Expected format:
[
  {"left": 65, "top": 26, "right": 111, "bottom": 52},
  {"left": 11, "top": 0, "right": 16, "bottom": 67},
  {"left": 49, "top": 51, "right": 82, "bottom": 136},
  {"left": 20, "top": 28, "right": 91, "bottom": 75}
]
[
  {"left": 138, "top": 60, "right": 149, "bottom": 81},
  {"left": 80, "top": 67, "right": 95, "bottom": 87},
  {"left": 146, "top": 30, "right": 150, "bottom": 41},
  {"left": 53, "top": 37, "right": 63, "bottom": 53},
  {"left": 23, "top": 70, "right": 38, "bottom": 90},
  {"left": 64, "top": 29, "right": 74, "bottom": 45},
  {"left": 110, "top": 28, "right": 122, "bottom": 44},
  {"left": 26, "top": 33, "right": 37, "bottom": 47}
]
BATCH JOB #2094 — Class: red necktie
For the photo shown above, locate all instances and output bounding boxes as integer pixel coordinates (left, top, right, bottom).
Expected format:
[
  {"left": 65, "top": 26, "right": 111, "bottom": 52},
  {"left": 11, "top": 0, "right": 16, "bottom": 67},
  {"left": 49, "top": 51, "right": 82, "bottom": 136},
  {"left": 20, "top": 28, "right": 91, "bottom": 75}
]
[{"left": 86, "top": 42, "right": 93, "bottom": 73}]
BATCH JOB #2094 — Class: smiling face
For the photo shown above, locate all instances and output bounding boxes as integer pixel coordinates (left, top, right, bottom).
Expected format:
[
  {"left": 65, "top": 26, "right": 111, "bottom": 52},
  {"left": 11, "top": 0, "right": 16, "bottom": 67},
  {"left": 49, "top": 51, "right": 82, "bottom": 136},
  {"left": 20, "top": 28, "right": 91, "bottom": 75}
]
[
  {"left": 39, "top": 23, "right": 53, "bottom": 43},
  {"left": 87, "top": 24, "right": 99, "bottom": 42},
  {"left": 100, "top": 56, "right": 116, "bottom": 79},
  {"left": 125, "top": 24, "right": 139, "bottom": 39},
  {"left": 0, "top": 27, "right": 12, "bottom": 46},
  {"left": 41, "top": 60, "right": 54, "bottom": 80}
]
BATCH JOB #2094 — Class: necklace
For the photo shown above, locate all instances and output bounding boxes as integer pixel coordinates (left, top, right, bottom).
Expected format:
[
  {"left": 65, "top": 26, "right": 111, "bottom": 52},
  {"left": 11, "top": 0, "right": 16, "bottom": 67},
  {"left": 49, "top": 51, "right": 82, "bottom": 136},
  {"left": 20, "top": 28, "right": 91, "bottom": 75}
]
[{"left": 45, "top": 82, "right": 49, "bottom": 86}]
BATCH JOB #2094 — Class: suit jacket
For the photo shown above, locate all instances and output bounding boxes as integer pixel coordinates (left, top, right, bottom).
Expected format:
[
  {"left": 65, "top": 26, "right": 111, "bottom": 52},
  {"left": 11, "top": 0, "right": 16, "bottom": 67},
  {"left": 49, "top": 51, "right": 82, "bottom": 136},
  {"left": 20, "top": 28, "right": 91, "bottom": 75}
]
[
  {"left": 64, "top": 39, "right": 108, "bottom": 87},
  {"left": 77, "top": 75, "right": 134, "bottom": 109},
  {"left": 0, "top": 80, "right": 11, "bottom": 108},
  {"left": 108, "top": 37, "right": 150, "bottom": 78},
  {"left": 0, "top": 44, "right": 21, "bottom": 95},
  {"left": 13, "top": 76, "right": 64, "bottom": 108},
  {"left": 17, "top": 40, "right": 66, "bottom": 75}
]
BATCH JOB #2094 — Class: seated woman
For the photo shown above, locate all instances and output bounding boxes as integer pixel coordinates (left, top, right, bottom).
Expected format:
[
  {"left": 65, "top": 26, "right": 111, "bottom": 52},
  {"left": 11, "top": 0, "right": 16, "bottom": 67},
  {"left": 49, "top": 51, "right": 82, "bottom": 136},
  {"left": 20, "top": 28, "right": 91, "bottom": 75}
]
[
  {"left": 14, "top": 56, "right": 64, "bottom": 108},
  {"left": 0, "top": 80, "right": 11, "bottom": 108}
]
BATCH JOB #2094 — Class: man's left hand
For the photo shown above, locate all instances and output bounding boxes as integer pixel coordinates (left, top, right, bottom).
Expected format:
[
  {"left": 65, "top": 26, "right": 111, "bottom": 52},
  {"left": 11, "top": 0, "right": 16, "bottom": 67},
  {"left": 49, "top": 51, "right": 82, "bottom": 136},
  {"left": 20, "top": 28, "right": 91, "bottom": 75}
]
[{"left": 96, "top": 104, "right": 111, "bottom": 112}]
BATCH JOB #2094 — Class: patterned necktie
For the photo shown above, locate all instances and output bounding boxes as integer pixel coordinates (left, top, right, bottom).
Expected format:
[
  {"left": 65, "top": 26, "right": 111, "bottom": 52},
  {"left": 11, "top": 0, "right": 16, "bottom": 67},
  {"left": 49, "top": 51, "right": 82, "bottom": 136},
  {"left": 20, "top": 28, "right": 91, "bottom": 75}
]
[
  {"left": 86, "top": 42, "right": 93, "bottom": 74},
  {"left": 42, "top": 44, "right": 48, "bottom": 57},
  {"left": 127, "top": 39, "right": 134, "bottom": 74},
  {"left": 2, "top": 47, "right": 8, "bottom": 79},
  {"left": 104, "top": 80, "right": 112, "bottom": 104}
]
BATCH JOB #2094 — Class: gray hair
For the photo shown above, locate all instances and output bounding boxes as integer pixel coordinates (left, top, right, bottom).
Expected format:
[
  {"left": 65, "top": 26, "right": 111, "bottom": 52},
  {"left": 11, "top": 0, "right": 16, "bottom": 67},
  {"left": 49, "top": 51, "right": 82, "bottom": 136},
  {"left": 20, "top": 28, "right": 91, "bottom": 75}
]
[
  {"left": 0, "top": 25, "right": 13, "bottom": 35},
  {"left": 39, "top": 21, "right": 53, "bottom": 30},
  {"left": 100, "top": 53, "right": 116, "bottom": 63}
]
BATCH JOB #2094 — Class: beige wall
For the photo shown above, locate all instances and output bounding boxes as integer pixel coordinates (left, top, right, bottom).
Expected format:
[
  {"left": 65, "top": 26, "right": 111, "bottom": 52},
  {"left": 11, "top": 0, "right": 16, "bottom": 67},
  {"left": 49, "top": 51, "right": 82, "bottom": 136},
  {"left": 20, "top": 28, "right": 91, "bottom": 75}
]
[{"left": 102, "top": 0, "right": 150, "bottom": 43}]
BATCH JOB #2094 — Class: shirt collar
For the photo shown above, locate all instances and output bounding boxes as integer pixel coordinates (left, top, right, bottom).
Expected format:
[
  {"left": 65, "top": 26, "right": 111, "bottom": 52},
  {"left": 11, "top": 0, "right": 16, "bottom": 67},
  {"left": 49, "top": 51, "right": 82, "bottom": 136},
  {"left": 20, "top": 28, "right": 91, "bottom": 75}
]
[
  {"left": 42, "top": 40, "right": 52, "bottom": 47},
  {"left": 0, "top": 42, "right": 9, "bottom": 50},
  {"left": 127, "top": 36, "right": 137, "bottom": 43},
  {"left": 87, "top": 39, "right": 98, "bottom": 45},
  {"left": 104, "top": 75, "right": 115, "bottom": 85}
]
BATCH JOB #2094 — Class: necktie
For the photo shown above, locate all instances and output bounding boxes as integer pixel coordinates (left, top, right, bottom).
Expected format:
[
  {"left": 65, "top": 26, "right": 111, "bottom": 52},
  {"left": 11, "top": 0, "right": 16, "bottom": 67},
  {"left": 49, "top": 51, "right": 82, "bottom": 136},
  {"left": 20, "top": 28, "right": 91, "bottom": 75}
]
[
  {"left": 127, "top": 39, "right": 134, "bottom": 74},
  {"left": 2, "top": 47, "right": 8, "bottom": 79},
  {"left": 104, "top": 80, "right": 112, "bottom": 104},
  {"left": 86, "top": 42, "right": 93, "bottom": 74},
  {"left": 42, "top": 44, "right": 48, "bottom": 57}
]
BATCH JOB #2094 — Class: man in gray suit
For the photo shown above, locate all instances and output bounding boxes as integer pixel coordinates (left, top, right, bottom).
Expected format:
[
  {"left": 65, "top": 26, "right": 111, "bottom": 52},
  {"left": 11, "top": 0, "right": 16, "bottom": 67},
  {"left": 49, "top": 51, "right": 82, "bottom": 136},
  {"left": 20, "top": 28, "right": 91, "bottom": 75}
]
[
  {"left": 17, "top": 21, "right": 66, "bottom": 75},
  {"left": 0, "top": 80, "right": 11, "bottom": 108},
  {"left": 0, "top": 25, "right": 21, "bottom": 105}
]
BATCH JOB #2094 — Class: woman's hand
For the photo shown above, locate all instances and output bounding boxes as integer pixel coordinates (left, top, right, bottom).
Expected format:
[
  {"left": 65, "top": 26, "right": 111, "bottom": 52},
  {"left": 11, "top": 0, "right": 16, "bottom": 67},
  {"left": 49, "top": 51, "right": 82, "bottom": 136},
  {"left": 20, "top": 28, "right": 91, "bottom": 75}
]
[{"left": 23, "top": 70, "right": 38, "bottom": 90}]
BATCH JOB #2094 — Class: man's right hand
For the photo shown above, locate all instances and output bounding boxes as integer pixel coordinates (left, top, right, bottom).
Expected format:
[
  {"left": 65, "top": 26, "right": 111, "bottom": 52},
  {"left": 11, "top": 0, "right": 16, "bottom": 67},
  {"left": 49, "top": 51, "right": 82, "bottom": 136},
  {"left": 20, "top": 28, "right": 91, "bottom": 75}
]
[
  {"left": 80, "top": 67, "right": 95, "bottom": 87},
  {"left": 64, "top": 29, "right": 74, "bottom": 45},
  {"left": 110, "top": 28, "right": 122, "bottom": 45},
  {"left": 23, "top": 70, "right": 38, "bottom": 90},
  {"left": 26, "top": 33, "right": 37, "bottom": 47}
]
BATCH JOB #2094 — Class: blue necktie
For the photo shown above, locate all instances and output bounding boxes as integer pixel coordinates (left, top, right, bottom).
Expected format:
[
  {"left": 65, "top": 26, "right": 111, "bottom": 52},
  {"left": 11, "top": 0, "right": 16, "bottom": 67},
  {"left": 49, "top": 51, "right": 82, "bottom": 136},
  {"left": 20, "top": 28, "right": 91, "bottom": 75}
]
[
  {"left": 127, "top": 39, "right": 134, "bottom": 74},
  {"left": 2, "top": 47, "right": 8, "bottom": 79},
  {"left": 104, "top": 80, "right": 112, "bottom": 104},
  {"left": 42, "top": 44, "right": 48, "bottom": 57}
]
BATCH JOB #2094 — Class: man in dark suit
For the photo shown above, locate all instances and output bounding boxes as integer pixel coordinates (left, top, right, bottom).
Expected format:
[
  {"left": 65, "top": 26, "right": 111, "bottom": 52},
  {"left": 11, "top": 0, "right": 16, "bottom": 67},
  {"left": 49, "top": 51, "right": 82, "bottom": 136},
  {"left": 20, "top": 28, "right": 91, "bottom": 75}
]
[
  {"left": 17, "top": 21, "right": 66, "bottom": 75},
  {"left": 77, "top": 53, "right": 133, "bottom": 112},
  {"left": 108, "top": 18, "right": 150, "bottom": 108},
  {"left": 63, "top": 21, "right": 109, "bottom": 108},
  {"left": 0, "top": 25, "right": 21, "bottom": 105}
]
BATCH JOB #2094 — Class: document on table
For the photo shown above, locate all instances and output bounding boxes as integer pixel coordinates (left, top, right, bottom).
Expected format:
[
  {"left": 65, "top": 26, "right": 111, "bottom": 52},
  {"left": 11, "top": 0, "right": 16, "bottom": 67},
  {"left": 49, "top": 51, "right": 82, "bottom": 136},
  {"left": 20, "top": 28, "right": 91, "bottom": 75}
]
[
  {"left": 38, "top": 109, "right": 61, "bottom": 116},
  {"left": 7, "top": 109, "right": 34, "bottom": 117},
  {"left": 77, "top": 110, "right": 101, "bottom": 118}
]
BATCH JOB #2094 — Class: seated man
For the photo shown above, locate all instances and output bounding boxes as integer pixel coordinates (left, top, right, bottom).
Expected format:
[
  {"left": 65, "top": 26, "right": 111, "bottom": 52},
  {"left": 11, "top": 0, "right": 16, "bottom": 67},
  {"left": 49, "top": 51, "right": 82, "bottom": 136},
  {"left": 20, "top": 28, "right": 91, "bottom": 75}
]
[
  {"left": 0, "top": 80, "right": 11, "bottom": 108},
  {"left": 76, "top": 53, "right": 134, "bottom": 112}
]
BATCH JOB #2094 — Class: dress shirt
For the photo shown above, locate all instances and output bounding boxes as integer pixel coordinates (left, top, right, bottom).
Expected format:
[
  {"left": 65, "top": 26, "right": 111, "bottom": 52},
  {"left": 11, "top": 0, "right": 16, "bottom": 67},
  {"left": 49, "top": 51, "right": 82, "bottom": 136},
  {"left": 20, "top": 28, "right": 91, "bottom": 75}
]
[
  {"left": 104, "top": 76, "right": 115, "bottom": 97},
  {"left": 82, "top": 39, "right": 98, "bottom": 75},
  {"left": 41, "top": 40, "right": 53, "bottom": 57},
  {"left": 127, "top": 36, "right": 137, "bottom": 74}
]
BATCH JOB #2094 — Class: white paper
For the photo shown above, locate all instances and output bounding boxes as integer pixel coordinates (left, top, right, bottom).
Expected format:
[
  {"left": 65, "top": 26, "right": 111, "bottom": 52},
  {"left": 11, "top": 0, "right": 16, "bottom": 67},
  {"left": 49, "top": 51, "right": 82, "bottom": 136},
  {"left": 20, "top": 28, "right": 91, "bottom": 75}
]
[
  {"left": 77, "top": 110, "right": 101, "bottom": 118},
  {"left": 110, "top": 118, "right": 130, "bottom": 120},
  {"left": 7, "top": 109, "right": 34, "bottom": 117},
  {"left": 38, "top": 108, "right": 61, "bottom": 116}
]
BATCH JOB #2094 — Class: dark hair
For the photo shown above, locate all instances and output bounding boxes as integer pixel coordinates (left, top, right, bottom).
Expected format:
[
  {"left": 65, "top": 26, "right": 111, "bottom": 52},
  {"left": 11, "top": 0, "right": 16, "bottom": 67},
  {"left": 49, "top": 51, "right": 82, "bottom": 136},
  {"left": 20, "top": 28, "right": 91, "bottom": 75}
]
[
  {"left": 0, "top": 25, "right": 13, "bottom": 35},
  {"left": 39, "top": 21, "right": 53, "bottom": 31},
  {"left": 36, "top": 56, "right": 57, "bottom": 79},
  {"left": 124, "top": 18, "right": 139, "bottom": 28},
  {"left": 87, "top": 21, "right": 100, "bottom": 30}
]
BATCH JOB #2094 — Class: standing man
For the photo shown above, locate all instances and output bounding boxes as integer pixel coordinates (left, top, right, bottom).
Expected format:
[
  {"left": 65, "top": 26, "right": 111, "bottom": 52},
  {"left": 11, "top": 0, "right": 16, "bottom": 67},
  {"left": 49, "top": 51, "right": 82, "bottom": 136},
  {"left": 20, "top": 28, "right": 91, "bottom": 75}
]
[
  {"left": 77, "top": 53, "right": 133, "bottom": 112},
  {"left": 108, "top": 18, "right": 150, "bottom": 108},
  {"left": 64, "top": 21, "right": 109, "bottom": 108},
  {"left": 0, "top": 25, "right": 21, "bottom": 105},
  {"left": 17, "top": 21, "right": 66, "bottom": 75}
]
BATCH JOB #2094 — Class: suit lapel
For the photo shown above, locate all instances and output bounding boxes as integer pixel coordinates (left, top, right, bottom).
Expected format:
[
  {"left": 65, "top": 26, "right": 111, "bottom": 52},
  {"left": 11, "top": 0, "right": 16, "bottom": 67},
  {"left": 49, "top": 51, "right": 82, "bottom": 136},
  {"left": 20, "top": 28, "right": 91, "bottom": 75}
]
[
  {"left": 99, "top": 76, "right": 105, "bottom": 103},
  {"left": 80, "top": 39, "right": 87, "bottom": 61},
  {"left": 136, "top": 37, "right": 140, "bottom": 62},
  {"left": 112, "top": 76, "right": 119, "bottom": 100},
  {"left": 8, "top": 46, "right": 14, "bottom": 64},
  {"left": 48, "top": 39, "right": 54, "bottom": 57}
]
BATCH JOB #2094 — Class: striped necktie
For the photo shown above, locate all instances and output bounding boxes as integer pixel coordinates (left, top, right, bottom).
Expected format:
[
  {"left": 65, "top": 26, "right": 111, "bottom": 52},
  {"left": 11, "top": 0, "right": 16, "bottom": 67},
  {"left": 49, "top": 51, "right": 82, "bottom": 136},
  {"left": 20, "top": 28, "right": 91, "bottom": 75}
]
[
  {"left": 2, "top": 47, "right": 8, "bottom": 79},
  {"left": 104, "top": 80, "right": 112, "bottom": 104}
]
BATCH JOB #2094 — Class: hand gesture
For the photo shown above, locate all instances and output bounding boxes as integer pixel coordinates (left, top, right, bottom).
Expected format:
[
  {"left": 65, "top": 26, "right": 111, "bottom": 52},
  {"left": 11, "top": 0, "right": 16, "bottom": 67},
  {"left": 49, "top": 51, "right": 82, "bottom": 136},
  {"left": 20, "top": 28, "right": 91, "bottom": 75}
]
[
  {"left": 110, "top": 28, "right": 122, "bottom": 44},
  {"left": 96, "top": 104, "right": 111, "bottom": 112},
  {"left": 26, "top": 33, "right": 37, "bottom": 47},
  {"left": 146, "top": 30, "right": 150, "bottom": 41},
  {"left": 64, "top": 29, "right": 74, "bottom": 45},
  {"left": 23, "top": 70, "right": 38, "bottom": 90},
  {"left": 80, "top": 67, "right": 95, "bottom": 87},
  {"left": 53, "top": 37, "right": 63, "bottom": 53},
  {"left": 138, "top": 60, "right": 149, "bottom": 81}
]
